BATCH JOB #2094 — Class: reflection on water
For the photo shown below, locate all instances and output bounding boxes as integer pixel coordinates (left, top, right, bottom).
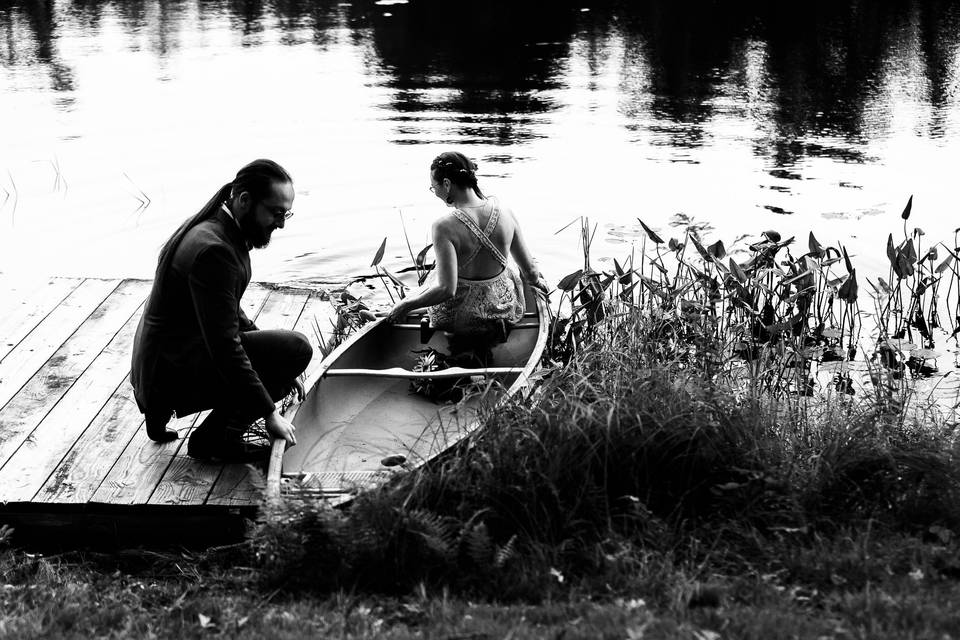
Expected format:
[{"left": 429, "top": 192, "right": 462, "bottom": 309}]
[{"left": 1, "top": 0, "right": 960, "bottom": 288}]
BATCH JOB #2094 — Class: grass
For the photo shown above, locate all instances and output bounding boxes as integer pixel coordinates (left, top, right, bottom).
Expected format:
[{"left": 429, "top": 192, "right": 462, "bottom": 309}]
[
  {"left": 2, "top": 537, "right": 959, "bottom": 639},
  {"left": 3, "top": 206, "right": 960, "bottom": 638}
]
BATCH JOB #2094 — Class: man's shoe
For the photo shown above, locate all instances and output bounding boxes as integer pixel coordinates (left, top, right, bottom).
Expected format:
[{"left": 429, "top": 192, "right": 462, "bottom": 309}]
[
  {"left": 146, "top": 411, "right": 178, "bottom": 443},
  {"left": 187, "top": 436, "right": 269, "bottom": 464}
]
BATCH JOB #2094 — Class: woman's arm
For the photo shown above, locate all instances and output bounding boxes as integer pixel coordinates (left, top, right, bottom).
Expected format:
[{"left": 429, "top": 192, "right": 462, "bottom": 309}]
[
  {"left": 509, "top": 213, "right": 549, "bottom": 295},
  {"left": 386, "top": 220, "right": 458, "bottom": 322}
]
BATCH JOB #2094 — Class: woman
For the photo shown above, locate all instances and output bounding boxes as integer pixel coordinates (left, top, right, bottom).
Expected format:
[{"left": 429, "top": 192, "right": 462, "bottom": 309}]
[{"left": 386, "top": 151, "right": 548, "bottom": 342}]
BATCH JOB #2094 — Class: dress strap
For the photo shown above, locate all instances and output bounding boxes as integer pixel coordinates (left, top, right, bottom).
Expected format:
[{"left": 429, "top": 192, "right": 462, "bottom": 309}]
[{"left": 451, "top": 202, "right": 508, "bottom": 267}]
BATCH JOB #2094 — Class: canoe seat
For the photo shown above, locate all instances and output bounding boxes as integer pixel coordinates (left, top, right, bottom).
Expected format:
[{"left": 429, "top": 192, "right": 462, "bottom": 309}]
[
  {"left": 416, "top": 317, "right": 510, "bottom": 345},
  {"left": 390, "top": 316, "right": 539, "bottom": 344}
]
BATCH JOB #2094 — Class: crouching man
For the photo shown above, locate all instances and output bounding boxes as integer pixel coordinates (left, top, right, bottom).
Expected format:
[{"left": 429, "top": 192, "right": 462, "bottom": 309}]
[{"left": 131, "top": 159, "right": 311, "bottom": 463}]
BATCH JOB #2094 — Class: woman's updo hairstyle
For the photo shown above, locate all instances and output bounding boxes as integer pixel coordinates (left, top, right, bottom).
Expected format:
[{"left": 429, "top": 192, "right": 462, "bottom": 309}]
[{"left": 431, "top": 151, "right": 484, "bottom": 201}]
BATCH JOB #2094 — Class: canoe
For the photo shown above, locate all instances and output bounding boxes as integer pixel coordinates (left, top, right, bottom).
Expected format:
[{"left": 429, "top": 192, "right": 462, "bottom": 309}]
[{"left": 266, "top": 284, "right": 549, "bottom": 504}]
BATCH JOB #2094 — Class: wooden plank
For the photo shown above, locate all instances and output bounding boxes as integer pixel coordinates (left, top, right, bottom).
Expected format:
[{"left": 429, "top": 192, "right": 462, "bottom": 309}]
[
  {"left": 0, "top": 277, "right": 83, "bottom": 363},
  {"left": 88, "top": 283, "right": 271, "bottom": 506},
  {"left": 200, "top": 288, "right": 312, "bottom": 507},
  {"left": 36, "top": 378, "right": 143, "bottom": 504},
  {"left": 0, "top": 278, "right": 119, "bottom": 412},
  {"left": 324, "top": 366, "right": 524, "bottom": 379},
  {"left": 7, "top": 285, "right": 149, "bottom": 503},
  {"left": 88, "top": 412, "right": 200, "bottom": 506},
  {"left": 0, "top": 279, "right": 144, "bottom": 501}
]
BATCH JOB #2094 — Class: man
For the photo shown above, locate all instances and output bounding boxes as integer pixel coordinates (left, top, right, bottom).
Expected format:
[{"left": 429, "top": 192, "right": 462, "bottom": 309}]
[{"left": 131, "top": 159, "right": 311, "bottom": 462}]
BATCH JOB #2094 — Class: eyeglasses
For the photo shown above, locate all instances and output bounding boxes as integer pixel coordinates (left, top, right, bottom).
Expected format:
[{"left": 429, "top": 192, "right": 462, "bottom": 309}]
[
  {"left": 260, "top": 202, "right": 294, "bottom": 220},
  {"left": 429, "top": 185, "right": 437, "bottom": 194}
]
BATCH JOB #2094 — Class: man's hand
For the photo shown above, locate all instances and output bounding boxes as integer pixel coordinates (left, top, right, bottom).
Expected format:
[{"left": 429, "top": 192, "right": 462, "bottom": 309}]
[
  {"left": 293, "top": 377, "right": 306, "bottom": 402},
  {"left": 265, "top": 410, "right": 297, "bottom": 447}
]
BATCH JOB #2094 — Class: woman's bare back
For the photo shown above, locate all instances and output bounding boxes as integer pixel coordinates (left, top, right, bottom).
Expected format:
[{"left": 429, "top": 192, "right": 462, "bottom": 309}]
[{"left": 442, "top": 198, "right": 518, "bottom": 280}]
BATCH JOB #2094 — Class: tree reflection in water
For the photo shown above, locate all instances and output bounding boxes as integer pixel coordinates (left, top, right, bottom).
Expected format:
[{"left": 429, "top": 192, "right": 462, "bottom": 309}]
[{"left": 1, "top": 0, "right": 958, "bottom": 171}]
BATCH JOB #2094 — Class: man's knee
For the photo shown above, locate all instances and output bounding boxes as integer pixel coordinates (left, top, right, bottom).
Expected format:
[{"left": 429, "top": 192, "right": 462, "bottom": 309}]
[{"left": 288, "top": 330, "right": 313, "bottom": 373}]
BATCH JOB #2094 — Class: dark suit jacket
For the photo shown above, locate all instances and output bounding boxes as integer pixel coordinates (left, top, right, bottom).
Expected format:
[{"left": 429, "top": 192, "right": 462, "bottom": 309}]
[{"left": 131, "top": 208, "right": 275, "bottom": 418}]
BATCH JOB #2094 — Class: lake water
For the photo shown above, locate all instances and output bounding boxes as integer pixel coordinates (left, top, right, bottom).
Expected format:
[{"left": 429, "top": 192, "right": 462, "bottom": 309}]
[{"left": 2, "top": 0, "right": 960, "bottom": 296}]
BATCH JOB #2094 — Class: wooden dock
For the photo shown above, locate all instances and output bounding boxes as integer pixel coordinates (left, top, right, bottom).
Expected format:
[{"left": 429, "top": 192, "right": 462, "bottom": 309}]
[{"left": 0, "top": 275, "right": 336, "bottom": 546}]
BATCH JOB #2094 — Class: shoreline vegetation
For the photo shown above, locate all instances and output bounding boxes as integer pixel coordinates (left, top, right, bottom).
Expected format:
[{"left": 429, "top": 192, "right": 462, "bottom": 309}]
[{"left": 3, "top": 204, "right": 960, "bottom": 638}]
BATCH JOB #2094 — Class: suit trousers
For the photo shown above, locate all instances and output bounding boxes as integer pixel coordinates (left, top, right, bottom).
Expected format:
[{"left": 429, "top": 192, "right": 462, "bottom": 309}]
[{"left": 177, "top": 329, "right": 312, "bottom": 444}]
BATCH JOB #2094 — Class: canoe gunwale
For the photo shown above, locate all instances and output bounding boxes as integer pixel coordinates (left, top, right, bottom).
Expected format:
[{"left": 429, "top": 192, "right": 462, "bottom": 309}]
[
  {"left": 265, "top": 289, "right": 550, "bottom": 501},
  {"left": 322, "top": 366, "right": 525, "bottom": 379}
]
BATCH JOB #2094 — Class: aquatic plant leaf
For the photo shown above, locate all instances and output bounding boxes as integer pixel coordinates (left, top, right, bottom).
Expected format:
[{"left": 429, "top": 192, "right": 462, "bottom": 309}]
[
  {"left": 808, "top": 232, "right": 824, "bottom": 258},
  {"left": 708, "top": 240, "right": 726, "bottom": 260},
  {"left": 613, "top": 258, "right": 624, "bottom": 277},
  {"left": 637, "top": 218, "right": 664, "bottom": 244},
  {"left": 936, "top": 252, "right": 955, "bottom": 274},
  {"left": 886, "top": 234, "right": 896, "bottom": 267},
  {"left": 729, "top": 258, "right": 747, "bottom": 284},
  {"left": 639, "top": 275, "right": 670, "bottom": 300},
  {"left": 904, "top": 238, "right": 918, "bottom": 264},
  {"left": 688, "top": 233, "right": 712, "bottom": 263},
  {"left": 680, "top": 299, "right": 706, "bottom": 314},
  {"left": 901, "top": 194, "right": 913, "bottom": 220},
  {"left": 766, "top": 313, "right": 803, "bottom": 336},
  {"left": 894, "top": 250, "right": 914, "bottom": 278},
  {"left": 380, "top": 267, "right": 408, "bottom": 290},
  {"left": 883, "top": 338, "right": 917, "bottom": 352},
  {"left": 775, "top": 236, "right": 796, "bottom": 250},
  {"left": 415, "top": 243, "right": 433, "bottom": 267},
  {"left": 783, "top": 269, "right": 814, "bottom": 288},
  {"left": 911, "top": 348, "right": 940, "bottom": 360},
  {"left": 838, "top": 270, "right": 858, "bottom": 304},
  {"left": 821, "top": 327, "right": 842, "bottom": 339},
  {"left": 557, "top": 269, "right": 584, "bottom": 291},
  {"left": 371, "top": 237, "right": 387, "bottom": 267},
  {"left": 668, "top": 237, "right": 682, "bottom": 252},
  {"left": 763, "top": 230, "right": 781, "bottom": 243}
]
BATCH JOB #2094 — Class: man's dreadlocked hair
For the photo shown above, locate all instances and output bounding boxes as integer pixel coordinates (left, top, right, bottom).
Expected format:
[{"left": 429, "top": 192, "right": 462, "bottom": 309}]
[{"left": 152, "top": 159, "right": 292, "bottom": 288}]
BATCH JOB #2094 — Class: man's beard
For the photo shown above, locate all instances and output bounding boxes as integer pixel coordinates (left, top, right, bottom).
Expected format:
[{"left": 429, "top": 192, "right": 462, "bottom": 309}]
[{"left": 241, "top": 213, "right": 273, "bottom": 249}]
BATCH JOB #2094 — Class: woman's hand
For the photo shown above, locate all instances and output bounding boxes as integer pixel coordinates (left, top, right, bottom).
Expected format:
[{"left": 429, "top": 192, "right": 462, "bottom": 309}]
[
  {"left": 385, "top": 301, "right": 409, "bottom": 324},
  {"left": 530, "top": 271, "right": 551, "bottom": 298}
]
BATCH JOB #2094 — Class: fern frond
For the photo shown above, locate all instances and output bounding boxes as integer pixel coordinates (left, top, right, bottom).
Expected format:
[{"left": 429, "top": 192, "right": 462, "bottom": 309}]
[
  {"left": 461, "top": 521, "right": 492, "bottom": 566},
  {"left": 494, "top": 533, "right": 517, "bottom": 568}
]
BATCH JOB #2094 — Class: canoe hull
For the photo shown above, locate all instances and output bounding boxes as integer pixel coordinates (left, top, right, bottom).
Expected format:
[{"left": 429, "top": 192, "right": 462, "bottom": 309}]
[{"left": 268, "top": 286, "right": 548, "bottom": 501}]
